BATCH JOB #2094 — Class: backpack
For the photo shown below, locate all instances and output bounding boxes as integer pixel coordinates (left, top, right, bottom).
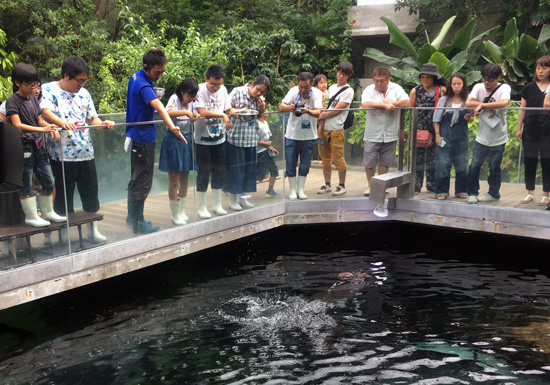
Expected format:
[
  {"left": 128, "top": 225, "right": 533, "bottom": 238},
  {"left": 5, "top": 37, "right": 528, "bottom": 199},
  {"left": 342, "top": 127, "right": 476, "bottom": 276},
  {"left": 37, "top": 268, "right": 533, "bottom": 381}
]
[{"left": 328, "top": 86, "right": 354, "bottom": 130}]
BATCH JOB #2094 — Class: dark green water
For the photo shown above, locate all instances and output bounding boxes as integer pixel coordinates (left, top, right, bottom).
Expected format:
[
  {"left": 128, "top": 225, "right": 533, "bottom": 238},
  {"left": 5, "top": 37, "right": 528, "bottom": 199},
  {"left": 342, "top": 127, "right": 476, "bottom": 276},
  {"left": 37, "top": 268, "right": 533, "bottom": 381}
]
[{"left": 1, "top": 223, "right": 550, "bottom": 384}]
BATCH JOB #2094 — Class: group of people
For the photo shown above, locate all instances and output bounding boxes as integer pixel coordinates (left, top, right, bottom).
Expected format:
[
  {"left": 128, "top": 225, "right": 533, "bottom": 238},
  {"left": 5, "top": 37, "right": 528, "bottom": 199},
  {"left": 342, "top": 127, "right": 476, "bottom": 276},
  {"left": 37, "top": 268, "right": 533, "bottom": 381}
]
[
  {"left": 2, "top": 49, "right": 550, "bottom": 239},
  {"left": 362, "top": 59, "right": 550, "bottom": 211}
]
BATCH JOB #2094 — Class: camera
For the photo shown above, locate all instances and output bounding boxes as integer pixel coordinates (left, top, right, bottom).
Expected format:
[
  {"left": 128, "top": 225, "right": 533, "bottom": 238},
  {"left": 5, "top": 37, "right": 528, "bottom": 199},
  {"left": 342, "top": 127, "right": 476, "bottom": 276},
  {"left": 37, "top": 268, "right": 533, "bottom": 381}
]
[{"left": 294, "top": 101, "right": 305, "bottom": 117}]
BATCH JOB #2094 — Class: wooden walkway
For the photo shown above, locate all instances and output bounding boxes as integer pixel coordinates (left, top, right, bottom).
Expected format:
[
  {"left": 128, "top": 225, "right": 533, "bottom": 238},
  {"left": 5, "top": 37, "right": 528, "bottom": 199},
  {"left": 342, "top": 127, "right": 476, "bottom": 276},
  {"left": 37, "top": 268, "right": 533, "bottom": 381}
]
[{"left": 0, "top": 166, "right": 546, "bottom": 268}]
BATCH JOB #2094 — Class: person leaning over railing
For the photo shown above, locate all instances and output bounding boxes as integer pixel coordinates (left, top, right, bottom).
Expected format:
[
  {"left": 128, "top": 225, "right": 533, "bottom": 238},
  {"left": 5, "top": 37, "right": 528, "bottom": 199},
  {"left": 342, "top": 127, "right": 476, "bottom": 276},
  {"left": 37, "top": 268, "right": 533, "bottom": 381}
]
[
  {"left": 360, "top": 66, "right": 409, "bottom": 197},
  {"left": 516, "top": 55, "right": 550, "bottom": 206},
  {"left": 465, "top": 63, "right": 511, "bottom": 204},
  {"left": 125, "top": 49, "right": 184, "bottom": 234},
  {"left": 40, "top": 56, "right": 115, "bottom": 240}
]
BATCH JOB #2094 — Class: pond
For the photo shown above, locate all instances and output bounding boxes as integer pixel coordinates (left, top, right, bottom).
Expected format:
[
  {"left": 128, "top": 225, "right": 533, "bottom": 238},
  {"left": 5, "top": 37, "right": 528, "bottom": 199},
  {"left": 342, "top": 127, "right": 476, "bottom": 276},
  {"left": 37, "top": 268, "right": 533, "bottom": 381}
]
[{"left": 1, "top": 223, "right": 550, "bottom": 384}]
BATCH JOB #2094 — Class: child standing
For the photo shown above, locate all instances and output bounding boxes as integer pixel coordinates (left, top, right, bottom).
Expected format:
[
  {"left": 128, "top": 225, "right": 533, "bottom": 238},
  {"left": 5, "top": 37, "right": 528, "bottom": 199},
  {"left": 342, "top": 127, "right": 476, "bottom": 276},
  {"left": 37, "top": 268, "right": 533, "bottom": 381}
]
[
  {"left": 159, "top": 77, "right": 200, "bottom": 225},
  {"left": 433, "top": 73, "right": 474, "bottom": 200},
  {"left": 256, "top": 110, "right": 280, "bottom": 198},
  {"left": 4, "top": 63, "right": 65, "bottom": 227}
]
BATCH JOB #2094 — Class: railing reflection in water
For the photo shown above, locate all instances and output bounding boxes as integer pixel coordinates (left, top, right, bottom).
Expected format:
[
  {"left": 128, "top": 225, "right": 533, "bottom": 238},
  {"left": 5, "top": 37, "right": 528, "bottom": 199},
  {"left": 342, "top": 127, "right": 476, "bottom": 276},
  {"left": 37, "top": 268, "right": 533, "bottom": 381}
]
[{"left": 1, "top": 105, "right": 545, "bottom": 269}]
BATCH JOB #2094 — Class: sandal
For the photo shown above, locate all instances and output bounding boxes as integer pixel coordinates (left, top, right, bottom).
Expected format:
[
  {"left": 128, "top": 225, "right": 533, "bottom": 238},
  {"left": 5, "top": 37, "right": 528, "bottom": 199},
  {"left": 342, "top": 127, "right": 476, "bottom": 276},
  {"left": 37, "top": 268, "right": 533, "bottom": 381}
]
[
  {"left": 539, "top": 196, "right": 550, "bottom": 206},
  {"left": 436, "top": 195, "right": 447, "bottom": 200},
  {"left": 457, "top": 194, "right": 468, "bottom": 199},
  {"left": 521, "top": 194, "right": 535, "bottom": 203}
]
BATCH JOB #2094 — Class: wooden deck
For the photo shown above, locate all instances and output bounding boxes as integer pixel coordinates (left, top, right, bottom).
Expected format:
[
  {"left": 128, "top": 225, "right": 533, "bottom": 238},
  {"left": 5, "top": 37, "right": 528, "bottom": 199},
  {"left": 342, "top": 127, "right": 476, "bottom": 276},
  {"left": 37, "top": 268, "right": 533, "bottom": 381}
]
[{"left": 0, "top": 165, "right": 546, "bottom": 269}]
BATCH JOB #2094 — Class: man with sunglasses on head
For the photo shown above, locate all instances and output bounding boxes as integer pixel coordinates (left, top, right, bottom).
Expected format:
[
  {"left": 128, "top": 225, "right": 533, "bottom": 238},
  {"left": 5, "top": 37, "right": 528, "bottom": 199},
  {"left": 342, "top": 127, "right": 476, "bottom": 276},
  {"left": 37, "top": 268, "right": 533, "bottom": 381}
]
[
  {"left": 41, "top": 55, "right": 115, "bottom": 242},
  {"left": 125, "top": 49, "right": 184, "bottom": 234}
]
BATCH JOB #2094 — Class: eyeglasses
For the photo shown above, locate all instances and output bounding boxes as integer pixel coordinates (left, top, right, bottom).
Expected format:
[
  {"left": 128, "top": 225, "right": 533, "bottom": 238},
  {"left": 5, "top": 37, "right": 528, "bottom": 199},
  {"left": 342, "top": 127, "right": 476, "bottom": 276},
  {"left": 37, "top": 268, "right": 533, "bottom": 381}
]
[
  {"left": 73, "top": 77, "right": 89, "bottom": 86},
  {"left": 22, "top": 81, "right": 40, "bottom": 88},
  {"left": 482, "top": 77, "right": 496, "bottom": 83}
]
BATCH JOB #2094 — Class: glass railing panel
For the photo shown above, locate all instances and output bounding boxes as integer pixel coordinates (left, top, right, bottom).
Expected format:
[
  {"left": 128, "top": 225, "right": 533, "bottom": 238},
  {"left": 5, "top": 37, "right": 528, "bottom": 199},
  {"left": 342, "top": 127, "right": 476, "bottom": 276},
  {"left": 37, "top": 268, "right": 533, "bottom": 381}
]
[{"left": 0, "top": 120, "right": 71, "bottom": 270}]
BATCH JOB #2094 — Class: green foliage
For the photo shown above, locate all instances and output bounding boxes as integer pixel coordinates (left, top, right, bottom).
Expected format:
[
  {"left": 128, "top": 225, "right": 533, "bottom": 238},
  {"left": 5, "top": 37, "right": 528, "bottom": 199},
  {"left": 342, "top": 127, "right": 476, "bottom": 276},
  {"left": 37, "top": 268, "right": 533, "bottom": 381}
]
[
  {"left": 482, "top": 18, "right": 550, "bottom": 97},
  {"left": 364, "top": 15, "right": 495, "bottom": 89},
  {"left": 0, "top": 29, "right": 18, "bottom": 101}
]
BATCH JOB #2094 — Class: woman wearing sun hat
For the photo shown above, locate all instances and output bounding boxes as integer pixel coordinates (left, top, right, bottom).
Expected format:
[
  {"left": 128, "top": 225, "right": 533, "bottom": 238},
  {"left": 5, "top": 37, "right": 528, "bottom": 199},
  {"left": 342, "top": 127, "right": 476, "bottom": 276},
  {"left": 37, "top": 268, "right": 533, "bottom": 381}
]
[{"left": 409, "top": 62, "right": 446, "bottom": 194}]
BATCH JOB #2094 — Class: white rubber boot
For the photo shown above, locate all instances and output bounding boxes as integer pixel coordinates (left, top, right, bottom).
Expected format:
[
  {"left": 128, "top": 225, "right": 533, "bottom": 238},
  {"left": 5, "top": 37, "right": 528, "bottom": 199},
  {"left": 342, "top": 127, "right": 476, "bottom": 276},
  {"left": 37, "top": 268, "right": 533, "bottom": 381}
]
[
  {"left": 228, "top": 193, "right": 242, "bottom": 211},
  {"left": 288, "top": 177, "right": 297, "bottom": 200},
  {"left": 197, "top": 191, "right": 211, "bottom": 219},
  {"left": 297, "top": 175, "right": 308, "bottom": 200},
  {"left": 179, "top": 197, "right": 189, "bottom": 222},
  {"left": 87, "top": 221, "right": 107, "bottom": 242},
  {"left": 21, "top": 196, "right": 50, "bottom": 227},
  {"left": 238, "top": 195, "right": 254, "bottom": 209},
  {"left": 212, "top": 189, "right": 227, "bottom": 216},
  {"left": 169, "top": 199, "right": 186, "bottom": 225},
  {"left": 36, "top": 194, "right": 66, "bottom": 222}
]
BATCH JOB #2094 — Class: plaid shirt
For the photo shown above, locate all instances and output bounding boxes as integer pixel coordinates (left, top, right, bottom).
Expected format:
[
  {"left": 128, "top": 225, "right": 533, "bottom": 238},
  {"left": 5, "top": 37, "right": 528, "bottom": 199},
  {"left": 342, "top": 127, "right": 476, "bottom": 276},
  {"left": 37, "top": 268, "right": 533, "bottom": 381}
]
[{"left": 227, "top": 85, "right": 260, "bottom": 147}]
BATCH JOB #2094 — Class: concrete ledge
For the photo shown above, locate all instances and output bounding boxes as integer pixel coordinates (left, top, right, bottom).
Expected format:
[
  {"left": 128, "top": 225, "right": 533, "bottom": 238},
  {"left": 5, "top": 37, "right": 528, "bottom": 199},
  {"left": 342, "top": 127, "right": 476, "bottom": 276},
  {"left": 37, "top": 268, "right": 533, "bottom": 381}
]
[{"left": 0, "top": 198, "right": 548, "bottom": 309}]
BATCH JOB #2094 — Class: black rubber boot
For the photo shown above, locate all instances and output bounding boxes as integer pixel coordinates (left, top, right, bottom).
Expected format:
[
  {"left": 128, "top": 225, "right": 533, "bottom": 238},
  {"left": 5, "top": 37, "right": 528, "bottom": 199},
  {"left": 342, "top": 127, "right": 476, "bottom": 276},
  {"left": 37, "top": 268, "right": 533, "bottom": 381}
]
[{"left": 130, "top": 200, "right": 160, "bottom": 234}]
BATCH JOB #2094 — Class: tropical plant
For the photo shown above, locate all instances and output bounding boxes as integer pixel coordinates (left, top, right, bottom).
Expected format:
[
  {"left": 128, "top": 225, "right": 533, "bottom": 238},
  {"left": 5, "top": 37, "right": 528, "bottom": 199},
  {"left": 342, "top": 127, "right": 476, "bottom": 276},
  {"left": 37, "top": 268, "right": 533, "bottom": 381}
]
[
  {"left": 363, "top": 15, "right": 498, "bottom": 87},
  {"left": 0, "top": 28, "right": 17, "bottom": 101},
  {"left": 482, "top": 18, "right": 550, "bottom": 96}
]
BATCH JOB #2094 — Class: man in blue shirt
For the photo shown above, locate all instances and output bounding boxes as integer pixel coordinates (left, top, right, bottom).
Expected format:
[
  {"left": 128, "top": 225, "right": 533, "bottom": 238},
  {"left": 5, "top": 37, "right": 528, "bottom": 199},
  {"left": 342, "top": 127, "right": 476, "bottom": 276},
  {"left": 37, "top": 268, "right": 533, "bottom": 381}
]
[{"left": 126, "top": 49, "right": 185, "bottom": 233}]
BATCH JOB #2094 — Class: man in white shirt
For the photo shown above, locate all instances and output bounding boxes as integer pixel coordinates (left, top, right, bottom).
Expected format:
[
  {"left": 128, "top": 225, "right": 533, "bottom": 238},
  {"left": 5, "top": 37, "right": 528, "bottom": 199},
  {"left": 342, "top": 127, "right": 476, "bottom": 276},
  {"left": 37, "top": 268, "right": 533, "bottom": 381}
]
[
  {"left": 317, "top": 61, "right": 355, "bottom": 196},
  {"left": 361, "top": 66, "right": 409, "bottom": 196},
  {"left": 279, "top": 72, "right": 322, "bottom": 199},
  {"left": 465, "top": 63, "right": 511, "bottom": 204}
]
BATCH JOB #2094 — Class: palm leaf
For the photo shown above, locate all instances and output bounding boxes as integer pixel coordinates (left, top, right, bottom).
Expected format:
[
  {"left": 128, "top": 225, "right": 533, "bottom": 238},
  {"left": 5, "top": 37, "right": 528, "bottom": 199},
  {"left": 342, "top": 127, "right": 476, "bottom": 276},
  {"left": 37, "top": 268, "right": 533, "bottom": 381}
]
[{"left": 380, "top": 16, "right": 417, "bottom": 56}]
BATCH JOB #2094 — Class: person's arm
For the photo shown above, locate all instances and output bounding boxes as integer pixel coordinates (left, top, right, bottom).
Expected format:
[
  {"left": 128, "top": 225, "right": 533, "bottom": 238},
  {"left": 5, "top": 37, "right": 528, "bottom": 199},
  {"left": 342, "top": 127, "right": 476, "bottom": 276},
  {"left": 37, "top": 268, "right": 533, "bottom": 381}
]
[
  {"left": 0, "top": 112, "right": 7, "bottom": 122},
  {"left": 167, "top": 109, "right": 194, "bottom": 121},
  {"left": 88, "top": 116, "right": 115, "bottom": 131},
  {"left": 434, "top": 122, "right": 443, "bottom": 146},
  {"left": 42, "top": 108, "right": 77, "bottom": 130},
  {"left": 516, "top": 98, "right": 527, "bottom": 143},
  {"left": 303, "top": 107, "right": 321, "bottom": 118},
  {"left": 150, "top": 98, "right": 187, "bottom": 144},
  {"left": 544, "top": 93, "right": 550, "bottom": 108},
  {"left": 279, "top": 101, "right": 295, "bottom": 113},
  {"left": 408, "top": 88, "right": 416, "bottom": 108},
  {"left": 257, "top": 139, "right": 273, "bottom": 147},
  {"left": 196, "top": 107, "right": 233, "bottom": 130},
  {"left": 10, "top": 113, "right": 58, "bottom": 136}
]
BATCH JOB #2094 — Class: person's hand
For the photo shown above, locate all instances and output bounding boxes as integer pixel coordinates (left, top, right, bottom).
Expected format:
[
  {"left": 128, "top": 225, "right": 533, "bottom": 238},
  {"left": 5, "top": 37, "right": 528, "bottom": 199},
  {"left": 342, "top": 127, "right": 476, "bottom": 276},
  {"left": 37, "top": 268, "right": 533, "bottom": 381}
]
[
  {"left": 61, "top": 120, "right": 77, "bottom": 130},
  {"left": 265, "top": 140, "right": 273, "bottom": 147},
  {"left": 222, "top": 113, "right": 232, "bottom": 130},
  {"left": 383, "top": 102, "right": 396, "bottom": 111},
  {"left": 170, "top": 125, "right": 188, "bottom": 144},
  {"left": 516, "top": 129, "right": 522, "bottom": 143},
  {"left": 474, "top": 104, "right": 484, "bottom": 116},
  {"left": 464, "top": 113, "right": 473, "bottom": 122},
  {"left": 102, "top": 120, "right": 115, "bottom": 130},
  {"left": 272, "top": 147, "right": 279, "bottom": 156},
  {"left": 435, "top": 134, "right": 444, "bottom": 147},
  {"left": 186, "top": 111, "right": 196, "bottom": 121},
  {"left": 257, "top": 97, "right": 265, "bottom": 111}
]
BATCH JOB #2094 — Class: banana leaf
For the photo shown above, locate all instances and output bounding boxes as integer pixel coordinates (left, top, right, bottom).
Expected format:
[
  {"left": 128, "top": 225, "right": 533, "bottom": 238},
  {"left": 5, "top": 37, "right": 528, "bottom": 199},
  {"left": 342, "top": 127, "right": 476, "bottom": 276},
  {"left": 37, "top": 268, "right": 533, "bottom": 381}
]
[
  {"left": 502, "top": 18, "right": 518, "bottom": 48},
  {"left": 517, "top": 34, "right": 540, "bottom": 68},
  {"left": 465, "top": 71, "right": 481, "bottom": 86},
  {"left": 380, "top": 16, "right": 417, "bottom": 56},
  {"left": 429, "top": 52, "right": 449, "bottom": 76},
  {"left": 446, "top": 50, "right": 469, "bottom": 77},
  {"left": 363, "top": 47, "right": 404, "bottom": 67},
  {"left": 538, "top": 24, "right": 550, "bottom": 50},
  {"left": 431, "top": 16, "right": 456, "bottom": 50},
  {"left": 417, "top": 43, "right": 437, "bottom": 68},
  {"left": 483, "top": 40, "right": 503, "bottom": 64}
]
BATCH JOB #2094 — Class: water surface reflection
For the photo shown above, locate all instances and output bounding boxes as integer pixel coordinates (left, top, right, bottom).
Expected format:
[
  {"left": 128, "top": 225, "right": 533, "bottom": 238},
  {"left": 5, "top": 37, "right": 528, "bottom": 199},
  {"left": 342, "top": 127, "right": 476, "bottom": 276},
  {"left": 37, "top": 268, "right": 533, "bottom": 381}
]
[{"left": 1, "top": 223, "right": 550, "bottom": 384}]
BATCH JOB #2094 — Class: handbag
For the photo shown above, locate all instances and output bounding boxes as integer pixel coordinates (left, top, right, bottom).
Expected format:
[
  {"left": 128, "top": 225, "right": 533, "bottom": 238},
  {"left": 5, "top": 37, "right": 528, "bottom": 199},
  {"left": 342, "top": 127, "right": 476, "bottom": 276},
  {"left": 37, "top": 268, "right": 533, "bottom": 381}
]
[{"left": 415, "top": 85, "right": 439, "bottom": 148}]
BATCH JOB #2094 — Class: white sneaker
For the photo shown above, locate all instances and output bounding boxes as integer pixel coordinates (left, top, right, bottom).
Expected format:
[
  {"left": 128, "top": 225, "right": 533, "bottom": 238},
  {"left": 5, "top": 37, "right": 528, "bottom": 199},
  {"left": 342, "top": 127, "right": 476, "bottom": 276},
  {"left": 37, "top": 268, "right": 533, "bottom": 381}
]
[
  {"left": 467, "top": 195, "right": 478, "bottom": 204},
  {"left": 317, "top": 185, "right": 331, "bottom": 194},
  {"left": 478, "top": 193, "right": 499, "bottom": 202}
]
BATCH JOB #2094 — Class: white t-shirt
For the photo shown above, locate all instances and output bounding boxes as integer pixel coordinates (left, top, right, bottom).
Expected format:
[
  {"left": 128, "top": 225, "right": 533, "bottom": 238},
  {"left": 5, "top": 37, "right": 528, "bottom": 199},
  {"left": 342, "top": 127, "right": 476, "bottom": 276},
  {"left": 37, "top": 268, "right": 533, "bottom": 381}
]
[
  {"left": 361, "top": 82, "right": 409, "bottom": 143},
  {"left": 282, "top": 86, "right": 322, "bottom": 140},
  {"left": 257, "top": 120, "right": 271, "bottom": 154},
  {"left": 166, "top": 94, "right": 194, "bottom": 135},
  {"left": 40, "top": 81, "right": 98, "bottom": 162},
  {"left": 470, "top": 82, "right": 511, "bottom": 147},
  {"left": 324, "top": 84, "right": 354, "bottom": 131},
  {"left": 193, "top": 82, "right": 231, "bottom": 146},
  {"left": 0, "top": 100, "right": 7, "bottom": 117}
]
